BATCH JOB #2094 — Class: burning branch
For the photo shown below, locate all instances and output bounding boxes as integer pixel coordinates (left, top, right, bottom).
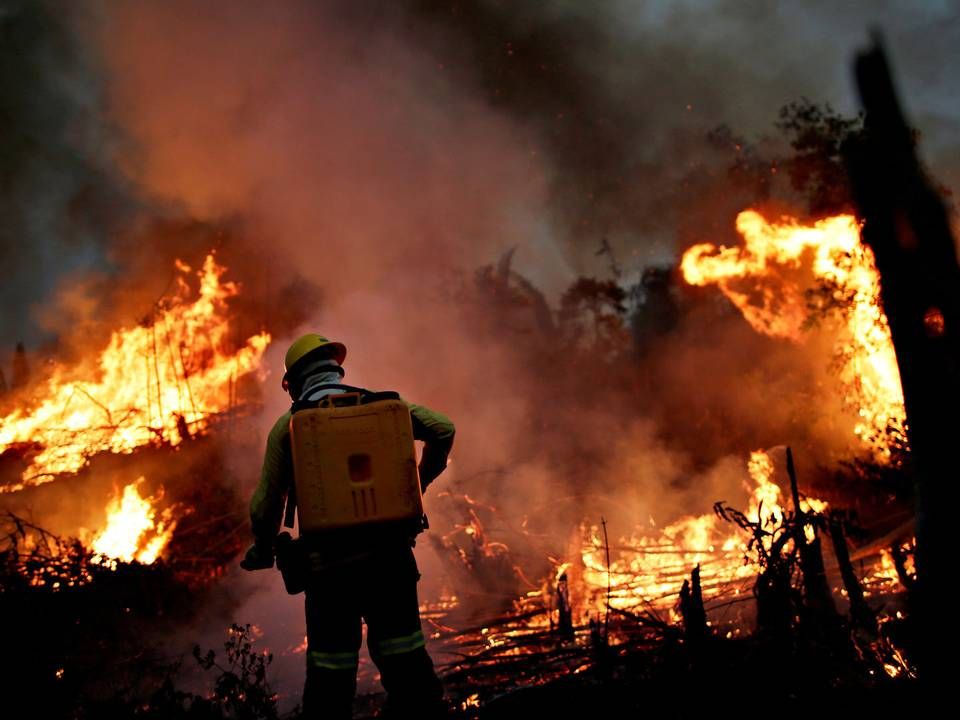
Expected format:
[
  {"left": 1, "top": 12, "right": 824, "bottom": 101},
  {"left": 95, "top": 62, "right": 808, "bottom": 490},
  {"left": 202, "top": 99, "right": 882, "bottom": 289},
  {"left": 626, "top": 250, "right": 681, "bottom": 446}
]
[{"left": 0, "top": 254, "right": 270, "bottom": 491}]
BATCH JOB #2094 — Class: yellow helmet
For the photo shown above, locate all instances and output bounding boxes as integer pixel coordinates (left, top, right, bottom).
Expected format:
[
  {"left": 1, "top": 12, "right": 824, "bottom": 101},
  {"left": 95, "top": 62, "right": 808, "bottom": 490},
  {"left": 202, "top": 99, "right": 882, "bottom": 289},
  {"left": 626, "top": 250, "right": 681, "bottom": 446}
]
[{"left": 282, "top": 333, "right": 347, "bottom": 390}]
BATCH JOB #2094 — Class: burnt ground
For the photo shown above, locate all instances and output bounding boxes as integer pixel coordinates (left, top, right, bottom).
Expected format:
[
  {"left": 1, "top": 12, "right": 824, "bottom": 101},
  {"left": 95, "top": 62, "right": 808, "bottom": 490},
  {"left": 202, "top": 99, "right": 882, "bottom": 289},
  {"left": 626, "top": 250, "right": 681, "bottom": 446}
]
[
  {"left": 1, "top": 545, "right": 920, "bottom": 720},
  {"left": 355, "top": 629, "right": 924, "bottom": 719}
]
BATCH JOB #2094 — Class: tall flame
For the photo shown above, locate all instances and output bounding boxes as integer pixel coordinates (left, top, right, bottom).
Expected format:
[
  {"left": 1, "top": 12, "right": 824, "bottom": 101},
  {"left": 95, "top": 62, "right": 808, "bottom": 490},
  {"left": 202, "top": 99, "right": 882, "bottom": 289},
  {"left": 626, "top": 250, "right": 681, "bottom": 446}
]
[
  {"left": 91, "top": 478, "right": 176, "bottom": 564},
  {"left": 0, "top": 254, "right": 270, "bottom": 491},
  {"left": 556, "top": 211, "right": 907, "bottom": 626},
  {"left": 681, "top": 210, "right": 906, "bottom": 460},
  {"left": 462, "top": 209, "right": 911, "bottom": 641}
]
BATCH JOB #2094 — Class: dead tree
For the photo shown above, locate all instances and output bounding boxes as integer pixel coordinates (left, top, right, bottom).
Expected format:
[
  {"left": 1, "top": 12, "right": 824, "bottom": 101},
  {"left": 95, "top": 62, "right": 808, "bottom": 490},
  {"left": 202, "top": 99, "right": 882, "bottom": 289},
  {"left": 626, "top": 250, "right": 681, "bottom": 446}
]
[
  {"left": 556, "top": 571, "right": 573, "bottom": 637},
  {"left": 891, "top": 542, "right": 917, "bottom": 594},
  {"left": 714, "top": 502, "right": 797, "bottom": 649},
  {"left": 845, "top": 37, "right": 960, "bottom": 691},
  {"left": 753, "top": 553, "right": 794, "bottom": 649},
  {"left": 828, "top": 512, "right": 875, "bottom": 630},
  {"left": 678, "top": 564, "right": 708, "bottom": 647},
  {"left": 11, "top": 341, "right": 29, "bottom": 389},
  {"left": 787, "top": 449, "right": 837, "bottom": 621}
]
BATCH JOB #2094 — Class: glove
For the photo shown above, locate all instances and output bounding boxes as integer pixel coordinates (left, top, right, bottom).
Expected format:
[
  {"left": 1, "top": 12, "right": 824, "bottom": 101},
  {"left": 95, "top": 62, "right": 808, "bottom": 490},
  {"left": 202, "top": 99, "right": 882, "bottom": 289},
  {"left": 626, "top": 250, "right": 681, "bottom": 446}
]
[{"left": 240, "top": 541, "right": 275, "bottom": 571}]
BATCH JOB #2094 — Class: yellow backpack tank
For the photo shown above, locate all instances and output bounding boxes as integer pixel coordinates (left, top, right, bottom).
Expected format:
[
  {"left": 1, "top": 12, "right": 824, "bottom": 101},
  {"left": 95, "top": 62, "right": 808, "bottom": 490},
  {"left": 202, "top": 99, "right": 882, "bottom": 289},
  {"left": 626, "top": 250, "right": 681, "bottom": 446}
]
[{"left": 289, "top": 392, "right": 423, "bottom": 532}]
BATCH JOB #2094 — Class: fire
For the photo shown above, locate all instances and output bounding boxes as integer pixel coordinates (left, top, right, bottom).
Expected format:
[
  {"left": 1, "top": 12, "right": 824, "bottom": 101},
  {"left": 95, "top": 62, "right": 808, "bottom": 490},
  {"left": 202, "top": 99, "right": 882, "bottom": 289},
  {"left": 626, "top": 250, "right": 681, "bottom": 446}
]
[
  {"left": 575, "top": 449, "right": 826, "bottom": 620},
  {"left": 0, "top": 254, "right": 270, "bottom": 490},
  {"left": 681, "top": 210, "right": 906, "bottom": 460},
  {"left": 539, "top": 211, "right": 908, "bottom": 634},
  {"left": 91, "top": 478, "right": 176, "bottom": 564},
  {"left": 867, "top": 542, "right": 915, "bottom": 596}
]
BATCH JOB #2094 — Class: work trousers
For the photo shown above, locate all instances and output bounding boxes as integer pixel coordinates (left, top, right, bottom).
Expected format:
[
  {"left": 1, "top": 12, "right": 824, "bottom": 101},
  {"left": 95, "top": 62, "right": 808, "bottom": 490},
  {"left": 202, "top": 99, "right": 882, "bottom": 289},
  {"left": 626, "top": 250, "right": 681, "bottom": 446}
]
[{"left": 301, "top": 543, "right": 444, "bottom": 719}]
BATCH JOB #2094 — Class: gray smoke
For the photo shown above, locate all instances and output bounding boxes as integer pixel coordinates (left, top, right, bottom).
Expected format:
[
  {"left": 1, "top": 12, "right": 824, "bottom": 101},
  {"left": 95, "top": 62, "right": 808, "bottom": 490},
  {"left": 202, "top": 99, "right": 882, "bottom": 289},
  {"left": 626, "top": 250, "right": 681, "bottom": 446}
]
[{"left": 0, "top": 1, "right": 139, "bottom": 348}]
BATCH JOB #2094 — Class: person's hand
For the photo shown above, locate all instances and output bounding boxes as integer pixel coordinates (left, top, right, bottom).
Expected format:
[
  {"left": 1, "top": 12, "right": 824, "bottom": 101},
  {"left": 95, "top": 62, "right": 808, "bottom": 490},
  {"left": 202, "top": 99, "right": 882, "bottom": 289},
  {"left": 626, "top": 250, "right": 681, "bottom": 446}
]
[{"left": 240, "top": 542, "right": 274, "bottom": 571}]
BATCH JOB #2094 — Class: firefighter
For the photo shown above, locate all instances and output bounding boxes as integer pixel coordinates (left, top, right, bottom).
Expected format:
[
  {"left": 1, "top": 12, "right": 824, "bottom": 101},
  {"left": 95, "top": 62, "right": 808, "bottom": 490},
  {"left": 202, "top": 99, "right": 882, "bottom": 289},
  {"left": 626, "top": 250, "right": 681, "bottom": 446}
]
[{"left": 240, "top": 333, "right": 453, "bottom": 718}]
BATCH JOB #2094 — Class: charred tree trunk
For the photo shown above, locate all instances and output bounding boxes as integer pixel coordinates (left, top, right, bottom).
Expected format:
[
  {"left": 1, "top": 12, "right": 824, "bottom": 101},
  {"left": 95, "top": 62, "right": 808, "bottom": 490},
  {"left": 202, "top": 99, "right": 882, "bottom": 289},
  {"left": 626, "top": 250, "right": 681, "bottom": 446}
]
[
  {"left": 754, "top": 567, "right": 793, "bottom": 649},
  {"left": 845, "top": 37, "right": 960, "bottom": 692},
  {"left": 798, "top": 535, "right": 837, "bottom": 619},
  {"left": 679, "top": 564, "right": 708, "bottom": 648},
  {"left": 11, "top": 342, "right": 29, "bottom": 389},
  {"left": 556, "top": 572, "right": 573, "bottom": 637},
  {"left": 787, "top": 449, "right": 837, "bottom": 620},
  {"left": 891, "top": 543, "right": 916, "bottom": 593},
  {"left": 828, "top": 514, "right": 875, "bottom": 630}
]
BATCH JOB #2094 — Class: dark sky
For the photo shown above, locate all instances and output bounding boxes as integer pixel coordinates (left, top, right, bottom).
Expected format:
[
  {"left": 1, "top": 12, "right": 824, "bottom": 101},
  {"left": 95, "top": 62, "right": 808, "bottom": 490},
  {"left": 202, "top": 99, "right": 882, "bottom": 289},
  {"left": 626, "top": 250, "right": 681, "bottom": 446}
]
[{"left": 1, "top": 0, "right": 957, "bottom": 348}]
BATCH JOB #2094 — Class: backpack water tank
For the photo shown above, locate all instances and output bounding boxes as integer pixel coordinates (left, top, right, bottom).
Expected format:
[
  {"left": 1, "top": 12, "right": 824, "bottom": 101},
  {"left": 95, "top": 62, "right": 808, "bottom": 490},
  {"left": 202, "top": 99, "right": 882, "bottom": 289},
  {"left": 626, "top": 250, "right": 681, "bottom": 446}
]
[{"left": 289, "top": 394, "right": 423, "bottom": 531}]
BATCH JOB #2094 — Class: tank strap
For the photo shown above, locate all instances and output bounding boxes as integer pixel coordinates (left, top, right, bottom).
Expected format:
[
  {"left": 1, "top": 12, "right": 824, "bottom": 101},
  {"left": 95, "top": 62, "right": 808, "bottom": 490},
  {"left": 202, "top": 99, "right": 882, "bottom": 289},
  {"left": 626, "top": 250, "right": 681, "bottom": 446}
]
[
  {"left": 283, "top": 482, "right": 297, "bottom": 529},
  {"left": 290, "top": 385, "right": 400, "bottom": 413}
]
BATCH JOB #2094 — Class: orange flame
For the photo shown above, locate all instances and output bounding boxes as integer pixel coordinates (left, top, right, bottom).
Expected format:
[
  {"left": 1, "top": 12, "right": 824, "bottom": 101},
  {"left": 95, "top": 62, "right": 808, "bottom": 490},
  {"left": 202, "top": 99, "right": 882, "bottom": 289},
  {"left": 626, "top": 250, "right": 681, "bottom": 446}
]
[
  {"left": 550, "top": 211, "right": 908, "bottom": 628},
  {"left": 91, "top": 478, "right": 176, "bottom": 564},
  {"left": 681, "top": 210, "right": 906, "bottom": 460},
  {"left": 0, "top": 254, "right": 270, "bottom": 491},
  {"left": 572, "top": 449, "right": 827, "bottom": 621}
]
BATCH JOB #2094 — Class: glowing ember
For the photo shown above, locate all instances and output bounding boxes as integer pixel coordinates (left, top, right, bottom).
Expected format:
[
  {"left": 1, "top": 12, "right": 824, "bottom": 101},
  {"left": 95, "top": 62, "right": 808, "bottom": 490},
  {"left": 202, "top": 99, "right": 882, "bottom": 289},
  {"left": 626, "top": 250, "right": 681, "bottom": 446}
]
[
  {"left": 865, "top": 542, "right": 915, "bottom": 597},
  {"left": 91, "top": 478, "right": 176, "bottom": 564},
  {"left": 681, "top": 210, "right": 906, "bottom": 460},
  {"left": 0, "top": 254, "right": 270, "bottom": 490}
]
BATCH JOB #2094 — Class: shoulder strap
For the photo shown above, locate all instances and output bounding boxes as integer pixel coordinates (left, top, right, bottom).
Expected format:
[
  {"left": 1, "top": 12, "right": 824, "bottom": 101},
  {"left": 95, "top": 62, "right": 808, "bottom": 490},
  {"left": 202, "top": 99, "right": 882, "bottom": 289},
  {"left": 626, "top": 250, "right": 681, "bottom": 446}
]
[
  {"left": 290, "top": 385, "right": 401, "bottom": 413},
  {"left": 283, "top": 483, "right": 297, "bottom": 529},
  {"left": 361, "top": 390, "right": 401, "bottom": 403}
]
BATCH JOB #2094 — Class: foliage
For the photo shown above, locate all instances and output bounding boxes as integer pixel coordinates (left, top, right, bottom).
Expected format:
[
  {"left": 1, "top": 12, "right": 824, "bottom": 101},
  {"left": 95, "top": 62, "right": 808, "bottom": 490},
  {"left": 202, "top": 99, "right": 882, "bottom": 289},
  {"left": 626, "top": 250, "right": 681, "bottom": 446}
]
[
  {"left": 559, "top": 277, "right": 629, "bottom": 358},
  {"left": 776, "top": 99, "right": 865, "bottom": 215},
  {"left": 95, "top": 624, "right": 281, "bottom": 720},
  {"left": 190, "top": 624, "right": 279, "bottom": 720},
  {"left": 0, "top": 514, "right": 283, "bottom": 719},
  {"left": 712, "top": 499, "right": 825, "bottom": 575}
]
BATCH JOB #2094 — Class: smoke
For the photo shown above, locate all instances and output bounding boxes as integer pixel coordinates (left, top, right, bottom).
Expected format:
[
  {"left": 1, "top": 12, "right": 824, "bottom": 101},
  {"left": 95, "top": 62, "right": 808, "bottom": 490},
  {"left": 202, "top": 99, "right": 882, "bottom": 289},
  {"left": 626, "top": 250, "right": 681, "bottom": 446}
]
[
  {"left": 0, "top": 0, "right": 140, "bottom": 351},
  {"left": 394, "top": 0, "right": 960, "bottom": 265},
  {"left": 2, "top": 0, "right": 957, "bottom": 703}
]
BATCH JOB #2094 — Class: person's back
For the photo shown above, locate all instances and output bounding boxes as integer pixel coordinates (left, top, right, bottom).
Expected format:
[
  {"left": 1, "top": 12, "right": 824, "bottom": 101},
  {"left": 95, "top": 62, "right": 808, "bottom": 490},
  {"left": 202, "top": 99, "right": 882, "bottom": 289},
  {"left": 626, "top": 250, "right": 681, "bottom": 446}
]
[{"left": 241, "top": 334, "right": 454, "bottom": 718}]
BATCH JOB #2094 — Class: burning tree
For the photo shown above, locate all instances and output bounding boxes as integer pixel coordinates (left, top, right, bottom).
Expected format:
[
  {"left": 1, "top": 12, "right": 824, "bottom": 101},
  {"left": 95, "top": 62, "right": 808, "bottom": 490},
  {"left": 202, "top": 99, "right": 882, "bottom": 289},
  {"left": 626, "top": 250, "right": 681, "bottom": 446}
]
[{"left": 681, "top": 210, "right": 907, "bottom": 462}]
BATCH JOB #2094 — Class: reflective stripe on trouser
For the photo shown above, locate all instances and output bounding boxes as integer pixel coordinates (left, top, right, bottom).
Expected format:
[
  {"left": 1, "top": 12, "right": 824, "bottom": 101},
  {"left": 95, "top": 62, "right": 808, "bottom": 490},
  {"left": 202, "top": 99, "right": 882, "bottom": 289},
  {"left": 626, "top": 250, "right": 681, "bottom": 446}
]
[
  {"left": 369, "top": 629, "right": 426, "bottom": 658},
  {"left": 307, "top": 648, "right": 360, "bottom": 671}
]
